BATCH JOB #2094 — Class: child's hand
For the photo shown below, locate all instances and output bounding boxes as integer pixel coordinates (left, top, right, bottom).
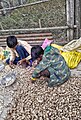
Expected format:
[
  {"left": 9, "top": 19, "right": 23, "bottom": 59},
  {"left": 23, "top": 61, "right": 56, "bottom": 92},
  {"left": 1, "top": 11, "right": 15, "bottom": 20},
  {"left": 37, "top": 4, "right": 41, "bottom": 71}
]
[
  {"left": 26, "top": 60, "right": 32, "bottom": 67},
  {"left": 31, "top": 77, "right": 37, "bottom": 80},
  {"left": 18, "top": 60, "right": 23, "bottom": 65},
  {"left": 26, "top": 60, "right": 30, "bottom": 65},
  {"left": 31, "top": 77, "right": 37, "bottom": 83},
  {"left": 18, "top": 59, "right": 26, "bottom": 65},
  {"left": 9, "top": 61, "right": 13, "bottom": 65}
]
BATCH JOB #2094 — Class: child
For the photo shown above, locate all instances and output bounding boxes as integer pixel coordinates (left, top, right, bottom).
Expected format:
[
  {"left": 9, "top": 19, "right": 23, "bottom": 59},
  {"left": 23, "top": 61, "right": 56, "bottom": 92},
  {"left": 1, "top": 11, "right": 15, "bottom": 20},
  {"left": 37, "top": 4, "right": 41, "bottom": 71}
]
[
  {"left": 6, "top": 35, "right": 32, "bottom": 66},
  {"left": 31, "top": 45, "right": 71, "bottom": 87}
]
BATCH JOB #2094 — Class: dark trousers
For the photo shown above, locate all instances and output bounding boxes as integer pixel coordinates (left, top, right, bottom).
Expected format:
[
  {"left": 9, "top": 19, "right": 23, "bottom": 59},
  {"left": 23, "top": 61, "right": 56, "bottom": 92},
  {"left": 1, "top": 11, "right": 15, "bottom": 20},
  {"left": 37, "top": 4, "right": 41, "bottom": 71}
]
[{"left": 6, "top": 45, "right": 32, "bottom": 65}]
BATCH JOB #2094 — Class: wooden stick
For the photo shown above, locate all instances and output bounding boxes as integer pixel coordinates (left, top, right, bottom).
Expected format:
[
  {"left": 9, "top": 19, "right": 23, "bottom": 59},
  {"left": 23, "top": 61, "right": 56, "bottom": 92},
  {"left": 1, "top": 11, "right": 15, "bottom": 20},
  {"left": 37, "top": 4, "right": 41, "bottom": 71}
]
[
  {"left": 0, "top": 25, "right": 77, "bottom": 33},
  {"left": 69, "top": 0, "right": 74, "bottom": 40},
  {"left": 66, "top": 0, "right": 74, "bottom": 41},
  {"left": 0, "top": 0, "right": 49, "bottom": 12},
  {"left": 39, "top": 19, "right": 42, "bottom": 28},
  {"left": 74, "top": 0, "right": 80, "bottom": 39},
  {"left": 66, "top": 0, "right": 70, "bottom": 41}
]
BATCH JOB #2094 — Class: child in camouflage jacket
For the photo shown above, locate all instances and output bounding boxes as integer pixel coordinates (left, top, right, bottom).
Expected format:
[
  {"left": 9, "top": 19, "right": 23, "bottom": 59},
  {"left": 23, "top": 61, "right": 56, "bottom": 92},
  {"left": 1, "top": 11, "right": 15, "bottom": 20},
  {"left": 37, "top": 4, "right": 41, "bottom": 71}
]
[{"left": 31, "top": 45, "right": 71, "bottom": 87}]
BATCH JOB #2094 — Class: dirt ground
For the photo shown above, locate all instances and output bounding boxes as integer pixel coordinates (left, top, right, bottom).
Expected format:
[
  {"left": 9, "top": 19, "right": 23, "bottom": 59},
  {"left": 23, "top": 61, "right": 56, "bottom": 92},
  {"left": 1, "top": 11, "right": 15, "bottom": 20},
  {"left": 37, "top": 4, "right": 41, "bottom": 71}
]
[{"left": 0, "top": 64, "right": 80, "bottom": 120}]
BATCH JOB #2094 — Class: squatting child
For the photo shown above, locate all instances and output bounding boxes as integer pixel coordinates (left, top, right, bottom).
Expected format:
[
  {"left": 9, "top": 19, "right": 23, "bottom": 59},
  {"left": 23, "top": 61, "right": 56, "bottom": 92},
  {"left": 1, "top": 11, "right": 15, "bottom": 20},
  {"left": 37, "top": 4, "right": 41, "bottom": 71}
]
[
  {"left": 31, "top": 45, "right": 71, "bottom": 87},
  {"left": 6, "top": 35, "right": 32, "bottom": 66}
]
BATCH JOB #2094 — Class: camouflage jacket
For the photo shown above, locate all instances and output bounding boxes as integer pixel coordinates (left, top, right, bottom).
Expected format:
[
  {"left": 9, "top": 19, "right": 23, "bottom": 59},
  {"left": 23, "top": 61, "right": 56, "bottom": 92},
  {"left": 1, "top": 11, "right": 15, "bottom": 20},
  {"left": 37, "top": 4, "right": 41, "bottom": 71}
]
[{"left": 32, "top": 46, "right": 71, "bottom": 86}]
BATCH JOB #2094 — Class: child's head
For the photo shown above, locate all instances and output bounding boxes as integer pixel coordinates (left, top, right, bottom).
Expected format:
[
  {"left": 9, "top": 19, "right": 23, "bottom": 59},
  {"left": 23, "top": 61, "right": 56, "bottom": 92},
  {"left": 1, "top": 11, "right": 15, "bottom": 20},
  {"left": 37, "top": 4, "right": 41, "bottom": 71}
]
[
  {"left": 31, "top": 45, "right": 44, "bottom": 63},
  {"left": 6, "top": 36, "right": 17, "bottom": 48}
]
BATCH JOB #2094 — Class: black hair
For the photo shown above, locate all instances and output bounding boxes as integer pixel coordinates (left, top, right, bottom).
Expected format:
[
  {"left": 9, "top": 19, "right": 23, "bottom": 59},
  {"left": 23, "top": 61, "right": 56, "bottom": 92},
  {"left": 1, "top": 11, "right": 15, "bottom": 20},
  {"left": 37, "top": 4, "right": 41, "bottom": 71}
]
[
  {"left": 6, "top": 36, "right": 17, "bottom": 48},
  {"left": 31, "top": 45, "right": 44, "bottom": 60}
]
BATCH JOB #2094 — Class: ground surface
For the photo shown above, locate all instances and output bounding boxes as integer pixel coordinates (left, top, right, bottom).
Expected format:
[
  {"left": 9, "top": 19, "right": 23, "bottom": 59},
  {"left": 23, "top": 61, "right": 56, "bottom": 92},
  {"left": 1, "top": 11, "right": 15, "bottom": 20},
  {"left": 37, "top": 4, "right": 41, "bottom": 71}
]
[{"left": 0, "top": 64, "right": 81, "bottom": 120}]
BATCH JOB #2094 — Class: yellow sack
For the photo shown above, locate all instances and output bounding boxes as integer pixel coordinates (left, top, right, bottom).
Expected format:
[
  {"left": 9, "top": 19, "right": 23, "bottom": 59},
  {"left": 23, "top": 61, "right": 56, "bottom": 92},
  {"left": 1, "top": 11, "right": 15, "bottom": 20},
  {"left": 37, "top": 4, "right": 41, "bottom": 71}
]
[
  {"left": 51, "top": 44, "right": 81, "bottom": 68},
  {"left": 0, "top": 54, "right": 5, "bottom": 60},
  {"left": 0, "top": 47, "right": 5, "bottom": 60},
  {"left": 61, "top": 51, "right": 81, "bottom": 68}
]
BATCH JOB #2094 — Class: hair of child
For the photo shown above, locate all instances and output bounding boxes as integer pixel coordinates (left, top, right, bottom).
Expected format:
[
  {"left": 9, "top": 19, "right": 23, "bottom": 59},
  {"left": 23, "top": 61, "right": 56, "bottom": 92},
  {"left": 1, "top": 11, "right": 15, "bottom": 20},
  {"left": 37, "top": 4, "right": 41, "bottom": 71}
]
[
  {"left": 6, "top": 36, "right": 17, "bottom": 48},
  {"left": 31, "top": 45, "right": 44, "bottom": 60}
]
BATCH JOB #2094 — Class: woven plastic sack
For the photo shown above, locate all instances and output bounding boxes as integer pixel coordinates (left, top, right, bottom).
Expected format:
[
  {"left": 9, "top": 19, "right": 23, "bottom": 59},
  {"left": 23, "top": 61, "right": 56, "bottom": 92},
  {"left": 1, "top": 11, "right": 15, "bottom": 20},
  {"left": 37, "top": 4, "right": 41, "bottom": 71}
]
[
  {"left": 61, "top": 51, "right": 81, "bottom": 68},
  {"left": 51, "top": 44, "right": 81, "bottom": 68}
]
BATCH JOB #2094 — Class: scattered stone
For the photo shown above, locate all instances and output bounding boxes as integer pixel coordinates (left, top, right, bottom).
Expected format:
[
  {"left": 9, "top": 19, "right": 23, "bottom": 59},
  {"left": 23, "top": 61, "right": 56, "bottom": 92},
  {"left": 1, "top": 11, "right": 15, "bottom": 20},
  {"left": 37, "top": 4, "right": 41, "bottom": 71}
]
[{"left": 0, "top": 65, "right": 81, "bottom": 120}]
